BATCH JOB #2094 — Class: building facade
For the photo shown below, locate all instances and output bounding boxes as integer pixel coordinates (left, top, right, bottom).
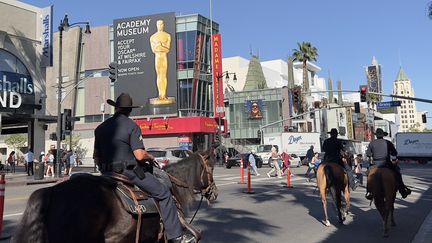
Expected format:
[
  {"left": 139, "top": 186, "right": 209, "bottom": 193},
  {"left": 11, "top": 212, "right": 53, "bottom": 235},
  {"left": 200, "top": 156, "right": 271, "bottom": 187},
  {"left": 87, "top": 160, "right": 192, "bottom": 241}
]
[
  {"left": 393, "top": 67, "right": 424, "bottom": 132},
  {"left": 0, "top": 0, "right": 53, "bottom": 160},
  {"left": 45, "top": 13, "right": 220, "bottom": 163}
]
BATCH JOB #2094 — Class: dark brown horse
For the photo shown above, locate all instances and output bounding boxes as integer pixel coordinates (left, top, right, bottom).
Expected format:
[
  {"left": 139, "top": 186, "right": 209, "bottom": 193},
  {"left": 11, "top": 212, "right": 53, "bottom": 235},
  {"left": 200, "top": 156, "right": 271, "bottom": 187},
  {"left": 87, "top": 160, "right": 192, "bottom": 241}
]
[
  {"left": 367, "top": 166, "right": 397, "bottom": 238},
  {"left": 13, "top": 151, "right": 218, "bottom": 243},
  {"left": 316, "top": 154, "right": 352, "bottom": 226}
]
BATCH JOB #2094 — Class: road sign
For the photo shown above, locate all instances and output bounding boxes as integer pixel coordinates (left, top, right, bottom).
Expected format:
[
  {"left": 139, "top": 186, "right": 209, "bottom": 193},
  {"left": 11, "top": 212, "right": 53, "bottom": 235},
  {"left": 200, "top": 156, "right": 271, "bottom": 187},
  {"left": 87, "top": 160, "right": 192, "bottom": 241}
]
[{"left": 376, "top": 101, "right": 401, "bottom": 109}]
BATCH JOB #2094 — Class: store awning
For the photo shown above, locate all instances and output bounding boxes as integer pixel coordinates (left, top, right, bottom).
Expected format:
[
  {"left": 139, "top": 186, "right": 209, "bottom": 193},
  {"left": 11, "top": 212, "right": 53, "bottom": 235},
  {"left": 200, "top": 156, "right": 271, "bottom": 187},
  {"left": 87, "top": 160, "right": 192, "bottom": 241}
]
[{"left": 135, "top": 117, "right": 219, "bottom": 136}]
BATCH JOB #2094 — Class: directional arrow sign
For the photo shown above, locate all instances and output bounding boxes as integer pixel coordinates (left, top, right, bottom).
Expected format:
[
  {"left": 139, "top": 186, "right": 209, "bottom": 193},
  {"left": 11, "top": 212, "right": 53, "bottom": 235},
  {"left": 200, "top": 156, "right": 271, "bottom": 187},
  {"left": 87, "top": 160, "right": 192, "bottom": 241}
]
[{"left": 376, "top": 101, "right": 401, "bottom": 109}]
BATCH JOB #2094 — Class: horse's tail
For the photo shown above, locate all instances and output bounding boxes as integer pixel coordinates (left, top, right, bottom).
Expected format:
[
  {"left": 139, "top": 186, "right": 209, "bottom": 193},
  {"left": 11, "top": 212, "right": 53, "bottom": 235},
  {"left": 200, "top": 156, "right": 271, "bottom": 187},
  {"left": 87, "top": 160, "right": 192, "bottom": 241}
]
[
  {"left": 13, "top": 187, "right": 53, "bottom": 243},
  {"left": 324, "top": 165, "right": 340, "bottom": 210},
  {"left": 373, "top": 170, "right": 386, "bottom": 210}
]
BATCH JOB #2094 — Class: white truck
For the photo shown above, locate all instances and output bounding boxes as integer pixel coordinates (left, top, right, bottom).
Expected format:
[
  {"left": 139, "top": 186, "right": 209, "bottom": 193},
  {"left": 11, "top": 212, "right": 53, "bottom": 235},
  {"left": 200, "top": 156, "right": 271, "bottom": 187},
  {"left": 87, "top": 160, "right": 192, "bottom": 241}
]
[
  {"left": 258, "top": 132, "right": 322, "bottom": 165},
  {"left": 395, "top": 132, "right": 432, "bottom": 164}
]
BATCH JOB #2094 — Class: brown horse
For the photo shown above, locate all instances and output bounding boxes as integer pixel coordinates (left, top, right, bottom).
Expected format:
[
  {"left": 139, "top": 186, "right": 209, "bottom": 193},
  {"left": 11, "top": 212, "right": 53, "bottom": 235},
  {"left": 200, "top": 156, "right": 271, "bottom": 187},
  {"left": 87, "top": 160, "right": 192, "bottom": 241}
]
[
  {"left": 13, "top": 151, "right": 218, "bottom": 243},
  {"left": 316, "top": 154, "right": 351, "bottom": 226},
  {"left": 367, "top": 166, "right": 397, "bottom": 238}
]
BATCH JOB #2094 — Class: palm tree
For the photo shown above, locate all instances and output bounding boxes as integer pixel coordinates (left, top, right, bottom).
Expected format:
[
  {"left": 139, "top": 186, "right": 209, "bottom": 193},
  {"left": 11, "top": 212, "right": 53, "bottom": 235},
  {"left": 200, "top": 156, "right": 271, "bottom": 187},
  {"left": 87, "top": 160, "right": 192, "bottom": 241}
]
[{"left": 292, "top": 42, "right": 319, "bottom": 95}]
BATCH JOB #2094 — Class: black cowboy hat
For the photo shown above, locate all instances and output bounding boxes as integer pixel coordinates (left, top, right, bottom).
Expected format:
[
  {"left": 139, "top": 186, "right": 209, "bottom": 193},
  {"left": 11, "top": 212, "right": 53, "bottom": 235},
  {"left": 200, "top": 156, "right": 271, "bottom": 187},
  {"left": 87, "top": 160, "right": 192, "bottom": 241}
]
[
  {"left": 107, "top": 93, "right": 140, "bottom": 108},
  {"left": 328, "top": 128, "right": 338, "bottom": 135},
  {"left": 374, "top": 128, "right": 388, "bottom": 137}
]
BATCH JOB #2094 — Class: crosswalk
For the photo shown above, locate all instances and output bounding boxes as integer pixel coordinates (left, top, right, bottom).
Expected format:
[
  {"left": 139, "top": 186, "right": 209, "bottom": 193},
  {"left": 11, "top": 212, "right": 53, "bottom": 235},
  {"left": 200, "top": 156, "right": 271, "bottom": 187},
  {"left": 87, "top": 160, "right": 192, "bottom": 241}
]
[{"left": 213, "top": 172, "right": 309, "bottom": 187}]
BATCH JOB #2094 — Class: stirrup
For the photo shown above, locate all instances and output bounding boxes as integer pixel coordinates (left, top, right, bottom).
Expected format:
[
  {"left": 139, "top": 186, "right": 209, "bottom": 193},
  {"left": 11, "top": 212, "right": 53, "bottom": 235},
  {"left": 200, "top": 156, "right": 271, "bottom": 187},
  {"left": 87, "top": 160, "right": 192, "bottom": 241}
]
[{"left": 365, "top": 192, "right": 373, "bottom": 200}]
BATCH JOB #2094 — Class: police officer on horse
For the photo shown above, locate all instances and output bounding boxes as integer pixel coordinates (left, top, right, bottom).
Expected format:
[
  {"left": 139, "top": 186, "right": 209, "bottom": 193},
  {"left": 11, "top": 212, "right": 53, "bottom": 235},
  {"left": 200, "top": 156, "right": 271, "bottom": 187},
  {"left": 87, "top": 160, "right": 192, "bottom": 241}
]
[
  {"left": 322, "top": 128, "right": 359, "bottom": 191},
  {"left": 93, "top": 93, "right": 195, "bottom": 243},
  {"left": 365, "top": 128, "right": 411, "bottom": 200}
]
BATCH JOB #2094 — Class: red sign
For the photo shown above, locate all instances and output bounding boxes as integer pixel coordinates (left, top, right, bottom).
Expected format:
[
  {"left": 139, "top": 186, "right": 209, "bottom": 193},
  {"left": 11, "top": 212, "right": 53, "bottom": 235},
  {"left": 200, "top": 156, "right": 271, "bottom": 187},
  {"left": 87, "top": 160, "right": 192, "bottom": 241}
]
[
  {"left": 191, "top": 33, "right": 204, "bottom": 109},
  {"left": 212, "top": 34, "right": 224, "bottom": 118},
  {"left": 135, "top": 117, "right": 218, "bottom": 136}
]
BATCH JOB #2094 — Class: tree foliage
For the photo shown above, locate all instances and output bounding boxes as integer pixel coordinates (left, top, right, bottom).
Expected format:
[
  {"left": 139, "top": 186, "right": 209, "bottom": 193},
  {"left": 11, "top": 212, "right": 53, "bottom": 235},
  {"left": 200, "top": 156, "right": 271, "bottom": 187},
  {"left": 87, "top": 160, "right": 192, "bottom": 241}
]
[
  {"left": 292, "top": 41, "right": 318, "bottom": 113},
  {"left": 4, "top": 134, "right": 27, "bottom": 151},
  {"left": 64, "top": 134, "right": 88, "bottom": 162}
]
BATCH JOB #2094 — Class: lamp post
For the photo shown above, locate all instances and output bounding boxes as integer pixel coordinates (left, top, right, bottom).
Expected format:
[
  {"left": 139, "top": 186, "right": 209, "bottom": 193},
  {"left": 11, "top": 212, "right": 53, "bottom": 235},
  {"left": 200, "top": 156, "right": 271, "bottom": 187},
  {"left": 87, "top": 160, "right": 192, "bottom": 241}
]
[
  {"left": 56, "top": 14, "right": 91, "bottom": 177},
  {"left": 214, "top": 71, "right": 237, "bottom": 164}
]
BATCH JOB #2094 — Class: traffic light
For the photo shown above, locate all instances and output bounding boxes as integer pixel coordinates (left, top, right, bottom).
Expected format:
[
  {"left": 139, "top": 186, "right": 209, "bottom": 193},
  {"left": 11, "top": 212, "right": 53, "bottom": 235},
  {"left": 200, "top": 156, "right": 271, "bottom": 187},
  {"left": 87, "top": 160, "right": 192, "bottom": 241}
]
[
  {"left": 63, "top": 109, "right": 73, "bottom": 132},
  {"left": 310, "top": 112, "right": 315, "bottom": 119},
  {"left": 354, "top": 102, "right": 360, "bottom": 113},
  {"left": 422, "top": 114, "right": 427, "bottom": 123},
  {"left": 359, "top": 85, "right": 368, "bottom": 102},
  {"left": 292, "top": 88, "right": 301, "bottom": 105},
  {"left": 109, "top": 62, "right": 118, "bottom": 82}
]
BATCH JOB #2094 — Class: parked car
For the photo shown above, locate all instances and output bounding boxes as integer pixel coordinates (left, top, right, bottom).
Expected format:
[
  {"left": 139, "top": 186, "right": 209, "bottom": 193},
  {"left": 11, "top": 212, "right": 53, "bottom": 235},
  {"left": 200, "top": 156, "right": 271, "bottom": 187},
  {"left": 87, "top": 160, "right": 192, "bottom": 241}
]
[
  {"left": 226, "top": 153, "right": 263, "bottom": 169},
  {"left": 147, "top": 147, "right": 190, "bottom": 168}
]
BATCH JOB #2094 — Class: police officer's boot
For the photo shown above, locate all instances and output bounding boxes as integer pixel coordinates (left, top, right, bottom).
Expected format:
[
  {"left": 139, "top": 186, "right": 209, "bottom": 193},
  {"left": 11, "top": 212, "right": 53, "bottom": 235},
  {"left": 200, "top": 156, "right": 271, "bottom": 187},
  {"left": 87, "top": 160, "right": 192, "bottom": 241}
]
[
  {"left": 395, "top": 170, "right": 411, "bottom": 199},
  {"left": 171, "top": 233, "right": 196, "bottom": 243}
]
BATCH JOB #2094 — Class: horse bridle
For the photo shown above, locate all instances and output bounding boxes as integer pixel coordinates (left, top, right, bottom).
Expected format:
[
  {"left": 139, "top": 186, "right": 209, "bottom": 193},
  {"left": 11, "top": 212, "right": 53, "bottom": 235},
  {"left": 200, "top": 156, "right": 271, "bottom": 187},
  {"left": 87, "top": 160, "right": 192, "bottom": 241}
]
[{"left": 196, "top": 153, "right": 217, "bottom": 199}]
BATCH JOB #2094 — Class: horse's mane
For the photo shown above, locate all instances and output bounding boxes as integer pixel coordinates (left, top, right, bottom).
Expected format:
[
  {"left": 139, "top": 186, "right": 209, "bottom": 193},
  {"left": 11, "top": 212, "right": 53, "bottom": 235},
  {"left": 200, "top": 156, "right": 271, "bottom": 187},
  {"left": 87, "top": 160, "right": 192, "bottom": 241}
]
[{"left": 164, "top": 152, "right": 208, "bottom": 211}]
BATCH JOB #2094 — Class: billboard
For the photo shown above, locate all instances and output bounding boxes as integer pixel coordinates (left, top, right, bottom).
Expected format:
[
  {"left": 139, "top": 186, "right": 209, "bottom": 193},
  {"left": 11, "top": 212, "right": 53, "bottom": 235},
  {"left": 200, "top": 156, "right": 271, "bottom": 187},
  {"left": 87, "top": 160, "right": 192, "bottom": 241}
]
[
  {"left": 113, "top": 13, "right": 177, "bottom": 116},
  {"left": 212, "top": 34, "right": 224, "bottom": 117},
  {"left": 367, "top": 65, "right": 382, "bottom": 102},
  {"left": 246, "top": 99, "right": 263, "bottom": 119}
]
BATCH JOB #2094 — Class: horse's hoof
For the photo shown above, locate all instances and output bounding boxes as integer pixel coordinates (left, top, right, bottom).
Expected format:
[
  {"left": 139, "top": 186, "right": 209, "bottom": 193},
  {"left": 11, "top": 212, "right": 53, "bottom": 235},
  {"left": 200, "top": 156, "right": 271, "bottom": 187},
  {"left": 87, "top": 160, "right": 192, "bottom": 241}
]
[
  {"left": 383, "top": 233, "right": 389, "bottom": 238},
  {"left": 322, "top": 220, "right": 331, "bottom": 227}
]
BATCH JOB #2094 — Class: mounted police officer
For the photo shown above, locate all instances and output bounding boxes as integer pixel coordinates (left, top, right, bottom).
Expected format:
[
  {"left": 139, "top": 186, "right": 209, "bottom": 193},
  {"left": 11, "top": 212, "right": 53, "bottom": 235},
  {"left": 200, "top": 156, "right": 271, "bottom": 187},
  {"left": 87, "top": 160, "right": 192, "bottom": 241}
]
[
  {"left": 93, "top": 93, "right": 195, "bottom": 243},
  {"left": 365, "top": 128, "right": 411, "bottom": 200},
  {"left": 322, "top": 128, "right": 359, "bottom": 190}
]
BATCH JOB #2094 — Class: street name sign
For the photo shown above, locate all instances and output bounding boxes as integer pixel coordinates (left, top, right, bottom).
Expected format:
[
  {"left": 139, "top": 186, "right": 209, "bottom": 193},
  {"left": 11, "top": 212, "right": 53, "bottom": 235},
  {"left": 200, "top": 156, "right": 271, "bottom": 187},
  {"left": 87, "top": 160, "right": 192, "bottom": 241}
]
[{"left": 376, "top": 101, "right": 401, "bottom": 109}]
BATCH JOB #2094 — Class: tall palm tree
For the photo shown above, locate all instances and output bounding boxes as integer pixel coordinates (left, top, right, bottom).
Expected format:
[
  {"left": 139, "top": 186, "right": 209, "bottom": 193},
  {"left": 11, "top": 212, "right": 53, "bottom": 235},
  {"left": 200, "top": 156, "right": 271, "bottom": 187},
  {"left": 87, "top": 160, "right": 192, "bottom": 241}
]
[{"left": 292, "top": 42, "right": 319, "bottom": 94}]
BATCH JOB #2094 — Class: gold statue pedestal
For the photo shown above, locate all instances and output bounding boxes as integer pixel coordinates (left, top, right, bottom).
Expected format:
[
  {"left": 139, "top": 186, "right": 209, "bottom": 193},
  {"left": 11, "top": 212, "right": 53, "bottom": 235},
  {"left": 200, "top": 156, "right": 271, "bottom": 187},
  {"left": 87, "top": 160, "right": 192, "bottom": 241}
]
[{"left": 149, "top": 97, "right": 176, "bottom": 105}]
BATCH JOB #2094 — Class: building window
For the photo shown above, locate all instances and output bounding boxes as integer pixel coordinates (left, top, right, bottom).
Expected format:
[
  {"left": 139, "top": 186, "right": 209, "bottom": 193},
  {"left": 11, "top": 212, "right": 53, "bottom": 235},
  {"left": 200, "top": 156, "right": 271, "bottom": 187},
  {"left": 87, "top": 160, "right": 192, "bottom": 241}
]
[{"left": 176, "top": 31, "right": 197, "bottom": 70}]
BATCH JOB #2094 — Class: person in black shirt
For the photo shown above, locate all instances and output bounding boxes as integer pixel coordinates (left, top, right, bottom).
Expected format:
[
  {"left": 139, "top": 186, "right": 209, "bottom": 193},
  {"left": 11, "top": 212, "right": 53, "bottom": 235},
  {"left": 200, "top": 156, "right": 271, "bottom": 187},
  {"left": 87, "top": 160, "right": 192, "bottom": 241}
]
[
  {"left": 93, "top": 93, "right": 194, "bottom": 243},
  {"left": 365, "top": 128, "right": 411, "bottom": 200},
  {"left": 322, "top": 128, "right": 358, "bottom": 190}
]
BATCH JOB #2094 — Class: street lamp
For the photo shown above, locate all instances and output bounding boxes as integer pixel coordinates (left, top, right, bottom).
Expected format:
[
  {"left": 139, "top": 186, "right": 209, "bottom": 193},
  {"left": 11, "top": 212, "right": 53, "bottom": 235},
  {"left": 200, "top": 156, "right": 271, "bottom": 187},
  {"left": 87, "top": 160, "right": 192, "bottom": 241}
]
[
  {"left": 214, "top": 71, "right": 237, "bottom": 164},
  {"left": 56, "top": 14, "right": 91, "bottom": 177}
]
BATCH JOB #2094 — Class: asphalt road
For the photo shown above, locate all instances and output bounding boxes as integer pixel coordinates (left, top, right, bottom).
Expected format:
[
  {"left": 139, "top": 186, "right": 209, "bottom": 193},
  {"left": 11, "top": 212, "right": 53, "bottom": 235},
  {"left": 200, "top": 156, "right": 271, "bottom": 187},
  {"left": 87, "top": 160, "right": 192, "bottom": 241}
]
[{"left": 1, "top": 163, "right": 431, "bottom": 243}]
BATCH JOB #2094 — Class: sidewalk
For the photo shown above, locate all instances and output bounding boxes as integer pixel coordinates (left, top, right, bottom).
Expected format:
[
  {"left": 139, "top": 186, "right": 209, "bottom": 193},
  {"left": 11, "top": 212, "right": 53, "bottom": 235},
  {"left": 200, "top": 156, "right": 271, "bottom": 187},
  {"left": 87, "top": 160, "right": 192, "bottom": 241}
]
[{"left": 2, "top": 165, "right": 98, "bottom": 187}]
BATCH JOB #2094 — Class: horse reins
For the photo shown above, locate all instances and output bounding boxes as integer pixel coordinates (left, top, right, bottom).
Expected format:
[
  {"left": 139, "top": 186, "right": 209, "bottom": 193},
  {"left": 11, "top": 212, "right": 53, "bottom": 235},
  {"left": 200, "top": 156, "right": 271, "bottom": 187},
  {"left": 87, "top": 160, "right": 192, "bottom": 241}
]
[{"left": 167, "top": 153, "right": 215, "bottom": 223}]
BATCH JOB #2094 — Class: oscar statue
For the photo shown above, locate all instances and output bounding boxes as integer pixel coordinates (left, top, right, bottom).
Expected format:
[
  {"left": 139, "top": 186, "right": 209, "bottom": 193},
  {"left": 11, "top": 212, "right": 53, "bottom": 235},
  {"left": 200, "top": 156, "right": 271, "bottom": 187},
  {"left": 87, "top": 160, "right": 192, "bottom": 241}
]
[{"left": 149, "top": 20, "right": 175, "bottom": 105}]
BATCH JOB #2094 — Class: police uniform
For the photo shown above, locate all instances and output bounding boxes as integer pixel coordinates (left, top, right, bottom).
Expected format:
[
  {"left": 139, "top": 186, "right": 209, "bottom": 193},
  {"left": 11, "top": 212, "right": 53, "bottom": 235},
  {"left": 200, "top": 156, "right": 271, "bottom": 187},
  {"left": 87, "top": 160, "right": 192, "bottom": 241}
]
[
  {"left": 322, "top": 137, "right": 344, "bottom": 166},
  {"left": 366, "top": 136, "right": 410, "bottom": 197},
  {"left": 94, "top": 94, "right": 184, "bottom": 241},
  {"left": 322, "top": 129, "right": 357, "bottom": 190}
]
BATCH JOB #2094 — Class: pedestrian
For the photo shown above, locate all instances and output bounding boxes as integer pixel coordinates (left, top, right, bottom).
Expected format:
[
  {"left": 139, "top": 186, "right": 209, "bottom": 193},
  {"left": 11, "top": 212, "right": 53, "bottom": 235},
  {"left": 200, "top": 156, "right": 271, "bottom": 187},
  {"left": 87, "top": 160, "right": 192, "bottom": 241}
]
[
  {"left": 63, "top": 150, "right": 72, "bottom": 176},
  {"left": 354, "top": 154, "right": 363, "bottom": 185},
  {"left": 307, "top": 152, "right": 321, "bottom": 182},
  {"left": 45, "top": 150, "right": 55, "bottom": 177},
  {"left": 280, "top": 151, "right": 292, "bottom": 176},
  {"left": 68, "top": 150, "right": 77, "bottom": 174},
  {"left": 93, "top": 93, "right": 195, "bottom": 243},
  {"left": 304, "top": 145, "right": 315, "bottom": 177},
  {"left": 248, "top": 150, "right": 260, "bottom": 176},
  {"left": 365, "top": 128, "right": 411, "bottom": 200},
  {"left": 7, "top": 151, "right": 16, "bottom": 173},
  {"left": 24, "top": 148, "right": 34, "bottom": 176},
  {"left": 267, "top": 146, "right": 282, "bottom": 178}
]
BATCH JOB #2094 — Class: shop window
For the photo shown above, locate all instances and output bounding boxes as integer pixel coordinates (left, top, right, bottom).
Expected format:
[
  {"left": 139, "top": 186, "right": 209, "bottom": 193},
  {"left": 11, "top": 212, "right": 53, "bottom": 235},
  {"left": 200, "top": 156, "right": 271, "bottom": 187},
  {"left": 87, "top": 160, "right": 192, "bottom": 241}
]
[{"left": 0, "top": 49, "right": 30, "bottom": 75}]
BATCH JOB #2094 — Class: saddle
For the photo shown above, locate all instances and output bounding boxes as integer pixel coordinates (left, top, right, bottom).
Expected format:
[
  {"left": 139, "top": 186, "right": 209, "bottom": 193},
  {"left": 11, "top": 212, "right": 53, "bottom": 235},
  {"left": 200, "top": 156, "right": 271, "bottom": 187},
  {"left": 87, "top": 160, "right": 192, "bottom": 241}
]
[{"left": 103, "top": 173, "right": 159, "bottom": 216}]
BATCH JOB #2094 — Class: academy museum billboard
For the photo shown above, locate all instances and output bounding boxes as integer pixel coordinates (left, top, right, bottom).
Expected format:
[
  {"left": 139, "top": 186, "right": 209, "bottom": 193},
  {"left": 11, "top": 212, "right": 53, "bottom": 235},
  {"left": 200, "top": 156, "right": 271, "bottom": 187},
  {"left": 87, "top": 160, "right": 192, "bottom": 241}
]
[{"left": 113, "top": 12, "right": 177, "bottom": 117}]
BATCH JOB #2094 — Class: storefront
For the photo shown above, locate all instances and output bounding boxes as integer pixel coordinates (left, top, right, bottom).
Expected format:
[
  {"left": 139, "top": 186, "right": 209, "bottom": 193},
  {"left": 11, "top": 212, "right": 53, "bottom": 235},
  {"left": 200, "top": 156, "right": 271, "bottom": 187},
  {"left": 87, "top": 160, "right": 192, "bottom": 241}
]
[{"left": 0, "top": 1, "right": 54, "bottom": 158}]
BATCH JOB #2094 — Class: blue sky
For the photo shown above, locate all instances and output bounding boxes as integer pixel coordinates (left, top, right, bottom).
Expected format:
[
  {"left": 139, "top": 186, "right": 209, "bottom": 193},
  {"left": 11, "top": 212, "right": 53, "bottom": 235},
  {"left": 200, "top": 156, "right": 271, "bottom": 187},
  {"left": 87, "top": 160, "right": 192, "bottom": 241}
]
[{"left": 23, "top": 0, "right": 432, "bottom": 118}]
